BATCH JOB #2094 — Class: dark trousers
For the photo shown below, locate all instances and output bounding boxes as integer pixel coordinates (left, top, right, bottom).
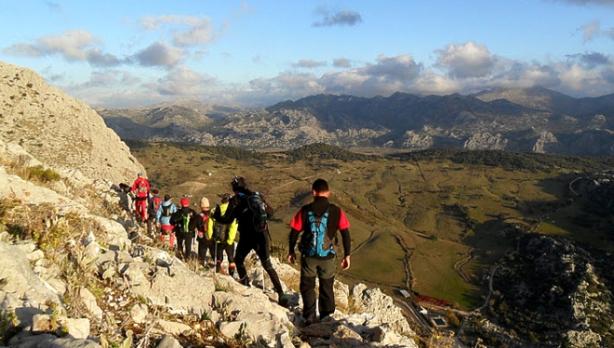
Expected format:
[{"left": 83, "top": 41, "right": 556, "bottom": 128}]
[
  {"left": 176, "top": 233, "right": 192, "bottom": 259},
  {"left": 300, "top": 256, "right": 336, "bottom": 321},
  {"left": 215, "top": 242, "right": 235, "bottom": 273},
  {"left": 234, "top": 232, "right": 284, "bottom": 294},
  {"left": 197, "top": 238, "right": 215, "bottom": 262}
]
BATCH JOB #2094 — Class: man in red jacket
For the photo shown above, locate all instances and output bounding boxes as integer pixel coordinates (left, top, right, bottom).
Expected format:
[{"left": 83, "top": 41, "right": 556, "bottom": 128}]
[
  {"left": 287, "top": 178, "right": 351, "bottom": 325},
  {"left": 131, "top": 173, "right": 151, "bottom": 222}
]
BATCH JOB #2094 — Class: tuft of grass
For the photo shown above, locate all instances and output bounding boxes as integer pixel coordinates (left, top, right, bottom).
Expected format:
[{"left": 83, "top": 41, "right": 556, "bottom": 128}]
[
  {"left": 3, "top": 156, "right": 61, "bottom": 184},
  {"left": 0, "top": 309, "right": 18, "bottom": 345},
  {"left": 26, "top": 165, "right": 61, "bottom": 183}
]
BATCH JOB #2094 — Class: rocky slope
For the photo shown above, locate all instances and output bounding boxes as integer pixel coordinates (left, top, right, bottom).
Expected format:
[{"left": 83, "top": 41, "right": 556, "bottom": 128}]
[
  {"left": 0, "top": 61, "right": 144, "bottom": 183},
  {"left": 100, "top": 88, "right": 614, "bottom": 155},
  {"left": 460, "top": 234, "right": 614, "bottom": 347}
]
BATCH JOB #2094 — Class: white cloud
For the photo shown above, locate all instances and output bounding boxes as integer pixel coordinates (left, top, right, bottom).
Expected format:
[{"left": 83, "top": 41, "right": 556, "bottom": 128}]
[
  {"left": 132, "top": 42, "right": 183, "bottom": 68},
  {"left": 436, "top": 41, "right": 497, "bottom": 78},
  {"left": 141, "top": 15, "right": 214, "bottom": 47},
  {"left": 333, "top": 58, "right": 352, "bottom": 68},
  {"left": 152, "top": 66, "right": 216, "bottom": 96},
  {"left": 3, "top": 30, "right": 124, "bottom": 67},
  {"left": 578, "top": 20, "right": 614, "bottom": 42},
  {"left": 293, "top": 59, "right": 327, "bottom": 68},
  {"left": 313, "top": 8, "right": 362, "bottom": 27}
]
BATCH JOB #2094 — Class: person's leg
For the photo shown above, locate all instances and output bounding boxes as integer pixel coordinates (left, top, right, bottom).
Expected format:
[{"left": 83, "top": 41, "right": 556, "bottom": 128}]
[
  {"left": 234, "top": 240, "right": 252, "bottom": 285},
  {"left": 226, "top": 243, "right": 236, "bottom": 276},
  {"left": 254, "top": 233, "right": 284, "bottom": 295},
  {"left": 317, "top": 258, "right": 337, "bottom": 319},
  {"left": 197, "top": 238, "right": 206, "bottom": 262},
  {"left": 175, "top": 234, "right": 184, "bottom": 258},
  {"left": 209, "top": 239, "right": 217, "bottom": 268},
  {"left": 300, "top": 256, "right": 317, "bottom": 324},
  {"left": 184, "top": 234, "right": 193, "bottom": 259},
  {"left": 215, "top": 242, "right": 224, "bottom": 273}
]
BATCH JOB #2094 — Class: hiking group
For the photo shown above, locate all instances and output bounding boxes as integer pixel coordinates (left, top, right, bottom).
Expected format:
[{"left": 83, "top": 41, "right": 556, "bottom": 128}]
[{"left": 122, "top": 173, "right": 352, "bottom": 325}]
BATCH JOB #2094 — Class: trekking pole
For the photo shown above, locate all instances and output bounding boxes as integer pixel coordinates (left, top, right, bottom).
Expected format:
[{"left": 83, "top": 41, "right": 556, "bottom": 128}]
[{"left": 214, "top": 240, "right": 218, "bottom": 272}]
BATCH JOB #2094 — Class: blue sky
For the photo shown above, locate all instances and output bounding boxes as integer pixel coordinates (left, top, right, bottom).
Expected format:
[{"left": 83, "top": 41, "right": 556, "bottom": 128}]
[{"left": 1, "top": 0, "right": 614, "bottom": 107}]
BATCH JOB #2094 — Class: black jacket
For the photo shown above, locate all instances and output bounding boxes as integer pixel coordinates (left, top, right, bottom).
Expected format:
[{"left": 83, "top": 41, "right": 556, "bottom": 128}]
[
  {"left": 213, "top": 190, "right": 272, "bottom": 240},
  {"left": 170, "top": 207, "right": 197, "bottom": 237}
]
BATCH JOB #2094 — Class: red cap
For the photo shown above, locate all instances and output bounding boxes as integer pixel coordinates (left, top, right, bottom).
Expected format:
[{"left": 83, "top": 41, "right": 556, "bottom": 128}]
[{"left": 180, "top": 197, "right": 190, "bottom": 207}]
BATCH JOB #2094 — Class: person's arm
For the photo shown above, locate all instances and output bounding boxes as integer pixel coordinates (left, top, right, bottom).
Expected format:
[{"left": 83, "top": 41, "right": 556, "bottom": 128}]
[
  {"left": 156, "top": 205, "right": 162, "bottom": 222},
  {"left": 207, "top": 207, "right": 215, "bottom": 240},
  {"left": 213, "top": 201, "right": 236, "bottom": 224},
  {"left": 338, "top": 209, "right": 351, "bottom": 270},
  {"left": 227, "top": 218, "right": 238, "bottom": 244},
  {"left": 287, "top": 209, "right": 303, "bottom": 264}
]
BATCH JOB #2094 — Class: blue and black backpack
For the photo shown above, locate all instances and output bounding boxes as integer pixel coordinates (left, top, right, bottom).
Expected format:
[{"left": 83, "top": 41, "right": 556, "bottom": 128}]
[{"left": 300, "top": 204, "right": 340, "bottom": 257}]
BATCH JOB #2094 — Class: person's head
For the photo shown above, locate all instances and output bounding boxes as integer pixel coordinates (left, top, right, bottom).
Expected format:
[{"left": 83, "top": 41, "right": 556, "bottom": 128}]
[
  {"left": 311, "top": 178, "right": 330, "bottom": 198},
  {"left": 151, "top": 188, "right": 159, "bottom": 195},
  {"left": 200, "top": 197, "right": 210, "bottom": 212},
  {"left": 180, "top": 197, "right": 190, "bottom": 208},
  {"left": 231, "top": 176, "right": 248, "bottom": 193},
  {"left": 220, "top": 193, "right": 231, "bottom": 204},
  {"left": 137, "top": 172, "right": 143, "bottom": 178},
  {"left": 164, "top": 194, "right": 171, "bottom": 202}
]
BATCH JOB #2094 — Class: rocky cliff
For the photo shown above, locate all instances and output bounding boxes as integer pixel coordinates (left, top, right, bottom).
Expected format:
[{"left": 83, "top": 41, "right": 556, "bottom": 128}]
[{"left": 0, "top": 61, "right": 144, "bottom": 184}]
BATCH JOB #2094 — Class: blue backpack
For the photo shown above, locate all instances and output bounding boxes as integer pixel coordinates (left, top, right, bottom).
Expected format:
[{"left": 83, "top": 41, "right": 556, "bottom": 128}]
[{"left": 302, "top": 209, "right": 335, "bottom": 257}]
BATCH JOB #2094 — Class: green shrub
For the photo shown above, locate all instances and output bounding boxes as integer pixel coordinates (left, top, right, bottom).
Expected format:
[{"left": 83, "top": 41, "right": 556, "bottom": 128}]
[{"left": 26, "top": 165, "right": 61, "bottom": 183}]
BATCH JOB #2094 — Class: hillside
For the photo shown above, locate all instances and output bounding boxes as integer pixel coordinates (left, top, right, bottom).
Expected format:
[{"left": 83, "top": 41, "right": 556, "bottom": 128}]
[
  {"left": 129, "top": 141, "right": 614, "bottom": 346},
  {"left": 0, "top": 62, "right": 144, "bottom": 183},
  {"left": 102, "top": 87, "right": 614, "bottom": 155}
]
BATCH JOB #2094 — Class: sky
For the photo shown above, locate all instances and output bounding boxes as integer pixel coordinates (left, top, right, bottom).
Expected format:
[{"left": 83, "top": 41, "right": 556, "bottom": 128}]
[{"left": 1, "top": 0, "right": 614, "bottom": 107}]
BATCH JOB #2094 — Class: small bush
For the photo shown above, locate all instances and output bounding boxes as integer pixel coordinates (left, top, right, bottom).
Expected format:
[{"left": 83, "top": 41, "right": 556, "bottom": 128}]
[{"left": 26, "top": 166, "right": 61, "bottom": 183}]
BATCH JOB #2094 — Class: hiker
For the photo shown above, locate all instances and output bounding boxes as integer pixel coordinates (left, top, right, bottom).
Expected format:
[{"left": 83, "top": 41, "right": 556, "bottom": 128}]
[
  {"left": 131, "top": 173, "right": 151, "bottom": 222},
  {"left": 195, "top": 197, "right": 215, "bottom": 265},
  {"left": 209, "top": 194, "right": 238, "bottom": 275},
  {"left": 156, "top": 194, "right": 177, "bottom": 249},
  {"left": 170, "top": 196, "right": 197, "bottom": 259},
  {"left": 118, "top": 183, "right": 132, "bottom": 212},
  {"left": 287, "top": 178, "right": 351, "bottom": 325},
  {"left": 147, "top": 189, "right": 162, "bottom": 236},
  {"left": 213, "top": 177, "right": 289, "bottom": 305}
]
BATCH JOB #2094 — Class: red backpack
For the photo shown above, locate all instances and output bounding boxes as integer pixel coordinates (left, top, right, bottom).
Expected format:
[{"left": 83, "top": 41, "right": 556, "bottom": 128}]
[{"left": 153, "top": 196, "right": 162, "bottom": 211}]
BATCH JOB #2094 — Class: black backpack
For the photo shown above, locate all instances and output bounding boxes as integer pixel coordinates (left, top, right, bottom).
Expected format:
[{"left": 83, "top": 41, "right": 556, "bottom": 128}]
[
  {"left": 161, "top": 204, "right": 172, "bottom": 218},
  {"left": 246, "top": 193, "right": 269, "bottom": 233},
  {"left": 212, "top": 221, "right": 230, "bottom": 243}
]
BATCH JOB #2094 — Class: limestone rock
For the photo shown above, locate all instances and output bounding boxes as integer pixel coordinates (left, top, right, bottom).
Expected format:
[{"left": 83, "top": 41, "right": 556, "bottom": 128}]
[
  {"left": 31, "top": 314, "right": 54, "bottom": 333},
  {"left": 463, "top": 132, "right": 508, "bottom": 150},
  {"left": 65, "top": 318, "right": 90, "bottom": 339},
  {"left": 131, "top": 249, "right": 215, "bottom": 315},
  {"left": 350, "top": 284, "right": 415, "bottom": 337},
  {"left": 0, "top": 241, "right": 62, "bottom": 327},
  {"left": 79, "top": 288, "right": 103, "bottom": 321},
  {"left": 0, "top": 61, "right": 145, "bottom": 184},
  {"left": 157, "top": 335, "right": 183, "bottom": 348},
  {"left": 156, "top": 319, "right": 192, "bottom": 335},
  {"left": 212, "top": 289, "right": 294, "bottom": 346},
  {"left": 130, "top": 303, "right": 148, "bottom": 324},
  {"left": 9, "top": 333, "right": 101, "bottom": 348}
]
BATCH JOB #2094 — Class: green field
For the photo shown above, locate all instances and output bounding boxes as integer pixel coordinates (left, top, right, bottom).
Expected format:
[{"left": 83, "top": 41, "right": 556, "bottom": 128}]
[{"left": 129, "top": 142, "right": 614, "bottom": 310}]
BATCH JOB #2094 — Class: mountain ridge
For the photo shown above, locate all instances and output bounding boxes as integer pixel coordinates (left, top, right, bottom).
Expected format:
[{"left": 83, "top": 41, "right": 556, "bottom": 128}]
[{"left": 100, "top": 86, "right": 614, "bottom": 155}]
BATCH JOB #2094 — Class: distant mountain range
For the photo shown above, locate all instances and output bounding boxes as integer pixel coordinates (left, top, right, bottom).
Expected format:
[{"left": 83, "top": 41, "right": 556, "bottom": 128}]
[{"left": 99, "top": 87, "right": 614, "bottom": 155}]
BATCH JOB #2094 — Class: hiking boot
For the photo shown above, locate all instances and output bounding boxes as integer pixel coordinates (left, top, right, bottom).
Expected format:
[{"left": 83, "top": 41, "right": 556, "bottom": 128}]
[
  {"left": 277, "top": 293, "right": 291, "bottom": 308},
  {"left": 238, "top": 276, "right": 251, "bottom": 287}
]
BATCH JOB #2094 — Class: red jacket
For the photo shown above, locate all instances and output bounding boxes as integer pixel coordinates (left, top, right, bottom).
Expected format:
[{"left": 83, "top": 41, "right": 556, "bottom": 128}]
[{"left": 131, "top": 177, "right": 150, "bottom": 198}]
